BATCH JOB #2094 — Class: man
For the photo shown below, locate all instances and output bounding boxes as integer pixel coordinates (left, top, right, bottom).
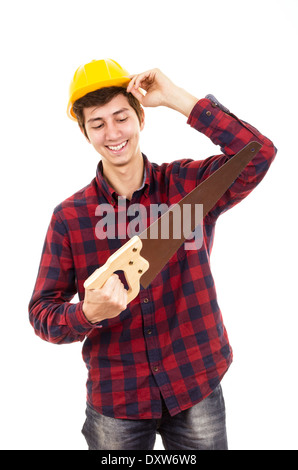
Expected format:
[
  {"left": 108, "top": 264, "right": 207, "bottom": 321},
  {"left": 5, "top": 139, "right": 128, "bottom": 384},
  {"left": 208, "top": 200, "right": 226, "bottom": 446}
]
[{"left": 29, "top": 59, "right": 276, "bottom": 450}]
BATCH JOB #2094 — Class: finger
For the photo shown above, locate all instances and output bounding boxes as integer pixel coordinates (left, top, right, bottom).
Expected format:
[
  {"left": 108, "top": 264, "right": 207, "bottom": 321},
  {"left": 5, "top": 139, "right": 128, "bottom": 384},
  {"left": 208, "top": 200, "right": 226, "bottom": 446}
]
[
  {"left": 102, "top": 274, "right": 119, "bottom": 293},
  {"left": 111, "top": 275, "right": 125, "bottom": 294},
  {"left": 133, "top": 71, "right": 152, "bottom": 90},
  {"left": 122, "top": 289, "right": 128, "bottom": 310},
  {"left": 127, "top": 76, "right": 136, "bottom": 93},
  {"left": 112, "top": 278, "right": 127, "bottom": 308},
  {"left": 127, "top": 73, "right": 145, "bottom": 91},
  {"left": 129, "top": 71, "right": 153, "bottom": 91},
  {"left": 115, "top": 280, "right": 127, "bottom": 309},
  {"left": 129, "top": 86, "right": 145, "bottom": 104},
  {"left": 106, "top": 273, "right": 119, "bottom": 285}
]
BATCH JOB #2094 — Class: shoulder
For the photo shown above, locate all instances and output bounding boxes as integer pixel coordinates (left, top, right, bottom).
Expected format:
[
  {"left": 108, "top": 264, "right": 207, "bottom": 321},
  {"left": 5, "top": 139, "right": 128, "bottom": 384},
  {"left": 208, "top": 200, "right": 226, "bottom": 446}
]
[{"left": 53, "top": 178, "right": 98, "bottom": 223}]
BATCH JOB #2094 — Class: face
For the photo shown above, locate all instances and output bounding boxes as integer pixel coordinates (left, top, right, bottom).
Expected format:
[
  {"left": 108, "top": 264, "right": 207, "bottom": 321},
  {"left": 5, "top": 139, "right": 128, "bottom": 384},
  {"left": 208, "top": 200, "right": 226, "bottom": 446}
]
[{"left": 83, "top": 94, "right": 145, "bottom": 171}]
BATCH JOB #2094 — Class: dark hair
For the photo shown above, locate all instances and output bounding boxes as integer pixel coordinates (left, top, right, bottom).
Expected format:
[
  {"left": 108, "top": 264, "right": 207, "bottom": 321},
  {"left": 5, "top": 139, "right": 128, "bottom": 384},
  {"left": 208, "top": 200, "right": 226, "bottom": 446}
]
[{"left": 72, "top": 87, "right": 143, "bottom": 138}]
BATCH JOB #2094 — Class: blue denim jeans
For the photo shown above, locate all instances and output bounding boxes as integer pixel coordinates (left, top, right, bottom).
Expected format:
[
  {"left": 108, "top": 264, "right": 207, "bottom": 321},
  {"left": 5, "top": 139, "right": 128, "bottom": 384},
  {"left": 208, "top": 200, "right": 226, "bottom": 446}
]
[{"left": 82, "top": 384, "right": 228, "bottom": 450}]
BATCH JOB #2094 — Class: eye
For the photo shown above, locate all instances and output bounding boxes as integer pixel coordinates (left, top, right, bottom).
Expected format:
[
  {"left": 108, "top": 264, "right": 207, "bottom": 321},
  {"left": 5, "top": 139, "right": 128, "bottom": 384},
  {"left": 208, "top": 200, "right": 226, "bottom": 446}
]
[
  {"left": 118, "top": 117, "right": 128, "bottom": 122},
  {"left": 93, "top": 123, "right": 104, "bottom": 129}
]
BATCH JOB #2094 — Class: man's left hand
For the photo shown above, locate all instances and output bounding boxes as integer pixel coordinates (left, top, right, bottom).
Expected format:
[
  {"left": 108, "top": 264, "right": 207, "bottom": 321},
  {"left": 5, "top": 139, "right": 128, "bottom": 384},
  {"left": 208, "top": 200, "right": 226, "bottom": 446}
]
[{"left": 127, "top": 68, "right": 198, "bottom": 117}]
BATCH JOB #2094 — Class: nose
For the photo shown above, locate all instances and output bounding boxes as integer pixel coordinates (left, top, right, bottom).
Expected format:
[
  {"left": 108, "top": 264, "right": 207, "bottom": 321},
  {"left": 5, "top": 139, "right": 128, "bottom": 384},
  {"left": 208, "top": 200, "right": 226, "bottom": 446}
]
[{"left": 105, "top": 121, "right": 122, "bottom": 142}]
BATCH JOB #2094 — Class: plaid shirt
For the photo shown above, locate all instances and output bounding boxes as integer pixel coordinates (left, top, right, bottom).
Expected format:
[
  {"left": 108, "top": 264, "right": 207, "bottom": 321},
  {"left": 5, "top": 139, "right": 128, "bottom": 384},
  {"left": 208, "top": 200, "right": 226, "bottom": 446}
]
[{"left": 29, "top": 97, "right": 277, "bottom": 419}]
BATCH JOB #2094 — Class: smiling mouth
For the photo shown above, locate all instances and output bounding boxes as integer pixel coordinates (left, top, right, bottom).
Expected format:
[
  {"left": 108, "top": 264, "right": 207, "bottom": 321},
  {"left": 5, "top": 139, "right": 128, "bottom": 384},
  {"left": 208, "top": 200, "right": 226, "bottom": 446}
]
[{"left": 106, "top": 140, "right": 128, "bottom": 152}]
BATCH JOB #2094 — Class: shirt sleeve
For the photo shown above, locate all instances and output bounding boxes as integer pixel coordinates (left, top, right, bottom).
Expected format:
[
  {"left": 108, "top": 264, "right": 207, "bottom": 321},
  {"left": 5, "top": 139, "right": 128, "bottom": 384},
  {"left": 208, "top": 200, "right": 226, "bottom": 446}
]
[
  {"left": 28, "top": 211, "right": 96, "bottom": 344},
  {"left": 187, "top": 95, "right": 277, "bottom": 218}
]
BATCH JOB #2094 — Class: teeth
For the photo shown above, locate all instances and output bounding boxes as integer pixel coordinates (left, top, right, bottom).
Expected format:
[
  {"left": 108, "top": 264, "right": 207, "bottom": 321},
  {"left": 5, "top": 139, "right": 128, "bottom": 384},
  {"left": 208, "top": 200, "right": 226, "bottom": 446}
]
[{"left": 108, "top": 141, "right": 127, "bottom": 151}]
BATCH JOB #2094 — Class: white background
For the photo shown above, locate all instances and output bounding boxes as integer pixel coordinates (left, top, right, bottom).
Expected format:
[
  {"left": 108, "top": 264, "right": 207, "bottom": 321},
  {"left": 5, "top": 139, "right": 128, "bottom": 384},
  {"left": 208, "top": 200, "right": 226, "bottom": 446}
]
[{"left": 1, "top": 0, "right": 297, "bottom": 450}]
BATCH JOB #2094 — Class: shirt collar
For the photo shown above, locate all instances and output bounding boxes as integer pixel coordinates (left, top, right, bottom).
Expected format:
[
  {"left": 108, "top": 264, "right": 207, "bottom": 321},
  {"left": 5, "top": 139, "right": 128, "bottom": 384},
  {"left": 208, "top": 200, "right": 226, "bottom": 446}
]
[{"left": 95, "top": 153, "right": 151, "bottom": 205}]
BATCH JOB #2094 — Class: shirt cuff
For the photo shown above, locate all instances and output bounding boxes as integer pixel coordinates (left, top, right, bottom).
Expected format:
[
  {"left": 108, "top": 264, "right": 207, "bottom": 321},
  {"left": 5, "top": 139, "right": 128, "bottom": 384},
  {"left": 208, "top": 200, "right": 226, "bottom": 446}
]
[
  {"left": 204, "top": 94, "right": 230, "bottom": 114},
  {"left": 66, "top": 301, "right": 103, "bottom": 334},
  {"left": 187, "top": 95, "right": 243, "bottom": 154},
  {"left": 187, "top": 96, "right": 227, "bottom": 134}
]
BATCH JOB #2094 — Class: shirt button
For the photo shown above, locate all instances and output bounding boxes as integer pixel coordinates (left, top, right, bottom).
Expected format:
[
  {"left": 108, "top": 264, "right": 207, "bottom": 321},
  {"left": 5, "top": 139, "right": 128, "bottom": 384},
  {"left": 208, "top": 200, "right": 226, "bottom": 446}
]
[
  {"left": 147, "top": 329, "right": 152, "bottom": 335},
  {"left": 153, "top": 366, "right": 159, "bottom": 372},
  {"left": 143, "top": 298, "right": 149, "bottom": 303},
  {"left": 206, "top": 110, "right": 212, "bottom": 117},
  {"left": 211, "top": 102, "right": 217, "bottom": 108}
]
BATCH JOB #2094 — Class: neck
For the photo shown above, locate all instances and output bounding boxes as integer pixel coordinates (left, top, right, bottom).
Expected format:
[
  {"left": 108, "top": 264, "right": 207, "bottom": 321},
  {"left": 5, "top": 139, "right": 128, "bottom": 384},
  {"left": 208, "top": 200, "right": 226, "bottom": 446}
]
[{"left": 102, "top": 154, "right": 144, "bottom": 200}]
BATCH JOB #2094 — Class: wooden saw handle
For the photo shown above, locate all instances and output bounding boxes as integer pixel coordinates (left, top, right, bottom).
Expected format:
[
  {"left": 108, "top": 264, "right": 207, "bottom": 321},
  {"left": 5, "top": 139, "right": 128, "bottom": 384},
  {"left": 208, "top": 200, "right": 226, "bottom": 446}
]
[{"left": 83, "top": 236, "right": 149, "bottom": 304}]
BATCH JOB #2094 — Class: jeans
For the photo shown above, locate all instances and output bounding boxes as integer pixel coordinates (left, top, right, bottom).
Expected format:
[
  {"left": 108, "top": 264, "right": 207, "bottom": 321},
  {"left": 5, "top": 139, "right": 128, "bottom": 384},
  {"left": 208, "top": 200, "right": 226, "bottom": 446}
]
[{"left": 82, "top": 384, "right": 228, "bottom": 450}]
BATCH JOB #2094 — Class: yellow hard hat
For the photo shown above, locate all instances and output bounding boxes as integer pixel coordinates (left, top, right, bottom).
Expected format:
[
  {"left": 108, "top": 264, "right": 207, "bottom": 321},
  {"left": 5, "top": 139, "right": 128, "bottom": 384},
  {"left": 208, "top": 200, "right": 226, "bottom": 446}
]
[{"left": 67, "top": 59, "right": 130, "bottom": 120}]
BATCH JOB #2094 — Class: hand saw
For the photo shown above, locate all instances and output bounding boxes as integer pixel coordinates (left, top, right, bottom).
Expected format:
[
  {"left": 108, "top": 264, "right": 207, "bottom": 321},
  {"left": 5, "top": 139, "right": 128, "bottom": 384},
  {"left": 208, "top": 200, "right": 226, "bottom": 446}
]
[{"left": 84, "top": 141, "right": 262, "bottom": 302}]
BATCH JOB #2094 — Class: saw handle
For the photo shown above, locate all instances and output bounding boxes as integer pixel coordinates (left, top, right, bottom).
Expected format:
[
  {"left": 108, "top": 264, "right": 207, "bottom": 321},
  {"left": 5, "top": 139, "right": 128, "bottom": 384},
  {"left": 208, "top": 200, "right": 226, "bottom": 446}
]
[{"left": 83, "top": 236, "right": 149, "bottom": 304}]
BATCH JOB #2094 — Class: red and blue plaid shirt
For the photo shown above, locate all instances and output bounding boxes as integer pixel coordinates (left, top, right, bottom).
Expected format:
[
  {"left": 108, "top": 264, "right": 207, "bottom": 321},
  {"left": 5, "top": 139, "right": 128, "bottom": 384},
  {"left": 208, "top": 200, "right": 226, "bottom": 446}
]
[{"left": 29, "top": 97, "right": 277, "bottom": 419}]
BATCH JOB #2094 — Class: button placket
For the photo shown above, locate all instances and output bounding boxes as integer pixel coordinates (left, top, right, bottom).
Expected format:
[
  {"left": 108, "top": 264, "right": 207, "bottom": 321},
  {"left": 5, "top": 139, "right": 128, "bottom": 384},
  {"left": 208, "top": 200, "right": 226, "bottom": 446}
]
[{"left": 139, "top": 292, "right": 162, "bottom": 376}]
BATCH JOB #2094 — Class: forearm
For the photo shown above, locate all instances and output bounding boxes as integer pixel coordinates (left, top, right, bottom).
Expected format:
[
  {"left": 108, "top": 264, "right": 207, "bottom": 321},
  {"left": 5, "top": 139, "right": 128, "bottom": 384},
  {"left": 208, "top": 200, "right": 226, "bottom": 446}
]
[
  {"left": 162, "top": 85, "right": 198, "bottom": 118},
  {"left": 29, "top": 293, "right": 93, "bottom": 344},
  {"left": 187, "top": 96, "right": 275, "bottom": 153}
]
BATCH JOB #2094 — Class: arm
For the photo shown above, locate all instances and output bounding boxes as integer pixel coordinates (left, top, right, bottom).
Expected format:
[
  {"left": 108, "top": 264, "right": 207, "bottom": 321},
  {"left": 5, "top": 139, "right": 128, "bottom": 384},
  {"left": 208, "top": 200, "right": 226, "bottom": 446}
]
[
  {"left": 29, "top": 212, "right": 127, "bottom": 344},
  {"left": 127, "top": 69, "right": 277, "bottom": 216}
]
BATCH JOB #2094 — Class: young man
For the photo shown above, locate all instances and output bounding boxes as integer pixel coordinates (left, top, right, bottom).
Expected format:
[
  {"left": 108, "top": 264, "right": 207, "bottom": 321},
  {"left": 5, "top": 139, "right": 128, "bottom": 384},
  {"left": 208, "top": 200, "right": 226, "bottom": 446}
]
[{"left": 29, "top": 59, "right": 276, "bottom": 450}]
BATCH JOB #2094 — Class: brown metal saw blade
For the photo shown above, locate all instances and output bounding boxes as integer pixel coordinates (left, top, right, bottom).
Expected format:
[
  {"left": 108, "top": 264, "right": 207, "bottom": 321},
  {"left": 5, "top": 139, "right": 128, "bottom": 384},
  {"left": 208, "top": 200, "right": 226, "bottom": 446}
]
[{"left": 139, "top": 141, "right": 262, "bottom": 288}]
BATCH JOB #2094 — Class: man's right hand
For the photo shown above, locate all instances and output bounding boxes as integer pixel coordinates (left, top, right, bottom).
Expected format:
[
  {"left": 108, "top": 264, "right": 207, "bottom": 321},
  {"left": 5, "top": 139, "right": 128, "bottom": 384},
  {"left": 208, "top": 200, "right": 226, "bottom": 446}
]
[{"left": 82, "top": 274, "right": 128, "bottom": 324}]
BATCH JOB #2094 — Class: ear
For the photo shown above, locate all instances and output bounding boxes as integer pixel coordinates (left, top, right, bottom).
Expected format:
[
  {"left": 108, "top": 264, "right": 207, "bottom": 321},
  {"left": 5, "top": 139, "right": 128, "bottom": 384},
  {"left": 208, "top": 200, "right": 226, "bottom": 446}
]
[{"left": 139, "top": 107, "right": 145, "bottom": 131}]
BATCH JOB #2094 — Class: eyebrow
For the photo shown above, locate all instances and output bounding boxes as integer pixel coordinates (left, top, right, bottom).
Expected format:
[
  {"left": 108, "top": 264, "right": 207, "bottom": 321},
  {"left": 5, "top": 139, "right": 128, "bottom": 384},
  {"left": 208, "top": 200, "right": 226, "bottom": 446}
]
[{"left": 87, "top": 108, "right": 129, "bottom": 124}]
